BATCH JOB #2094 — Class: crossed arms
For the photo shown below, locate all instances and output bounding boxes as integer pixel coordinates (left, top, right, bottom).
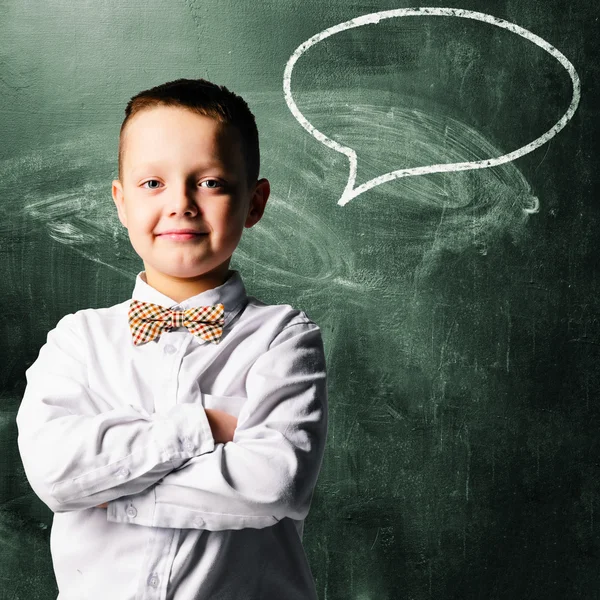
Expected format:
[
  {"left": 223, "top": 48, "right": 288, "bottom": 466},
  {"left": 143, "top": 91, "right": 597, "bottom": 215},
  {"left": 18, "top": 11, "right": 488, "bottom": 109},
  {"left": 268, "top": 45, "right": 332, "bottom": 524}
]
[
  {"left": 95, "top": 407, "right": 237, "bottom": 508},
  {"left": 16, "top": 312, "right": 328, "bottom": 531}
]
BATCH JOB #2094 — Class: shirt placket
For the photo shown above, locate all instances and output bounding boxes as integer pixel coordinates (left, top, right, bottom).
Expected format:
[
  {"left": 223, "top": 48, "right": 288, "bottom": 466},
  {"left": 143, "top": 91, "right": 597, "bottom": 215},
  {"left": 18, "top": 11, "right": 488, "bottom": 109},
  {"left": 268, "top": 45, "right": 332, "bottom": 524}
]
[
  {"left": 135, "top": 527, "right": 181, "bottom": 600},
  {"left": 153, "top": 311, "right": 188, "bottom": 414},
  {"left": 134, "top": 319, "right": 189, "bottom": 600}
]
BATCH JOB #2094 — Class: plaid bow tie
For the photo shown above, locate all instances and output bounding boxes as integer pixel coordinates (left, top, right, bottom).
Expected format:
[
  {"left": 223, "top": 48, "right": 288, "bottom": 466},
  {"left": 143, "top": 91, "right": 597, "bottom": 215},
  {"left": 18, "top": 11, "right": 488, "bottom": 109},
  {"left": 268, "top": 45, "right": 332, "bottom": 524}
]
[{"left": 128, "top": 299, "right": 225, "bottom": 346}]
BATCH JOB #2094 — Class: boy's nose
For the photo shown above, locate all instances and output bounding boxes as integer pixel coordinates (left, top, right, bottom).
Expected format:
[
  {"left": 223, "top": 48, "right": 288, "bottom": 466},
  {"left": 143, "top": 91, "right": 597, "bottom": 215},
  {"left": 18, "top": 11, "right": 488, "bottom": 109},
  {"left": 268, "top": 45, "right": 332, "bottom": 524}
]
[{"left": 168, "top": 182, "right": 199, "bottom": 215}]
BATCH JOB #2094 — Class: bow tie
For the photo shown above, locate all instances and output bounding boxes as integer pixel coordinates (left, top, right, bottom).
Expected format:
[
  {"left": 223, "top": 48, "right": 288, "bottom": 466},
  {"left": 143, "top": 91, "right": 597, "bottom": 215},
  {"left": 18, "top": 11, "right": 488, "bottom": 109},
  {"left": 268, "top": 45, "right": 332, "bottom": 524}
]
[{"left": 128, "top": 299, "right": 225, "bottom": 346}]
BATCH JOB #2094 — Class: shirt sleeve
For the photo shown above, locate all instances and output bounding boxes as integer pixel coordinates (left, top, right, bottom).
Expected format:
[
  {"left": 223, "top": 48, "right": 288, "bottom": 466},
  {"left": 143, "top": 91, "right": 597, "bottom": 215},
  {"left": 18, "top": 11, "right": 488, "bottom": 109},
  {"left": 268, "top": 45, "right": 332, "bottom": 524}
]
[
  {"left": 106, "top": 318, "right": 329, "bottom": 531},
  {"left": 16, "top": 312, "right": 216, "bottom": 514}
]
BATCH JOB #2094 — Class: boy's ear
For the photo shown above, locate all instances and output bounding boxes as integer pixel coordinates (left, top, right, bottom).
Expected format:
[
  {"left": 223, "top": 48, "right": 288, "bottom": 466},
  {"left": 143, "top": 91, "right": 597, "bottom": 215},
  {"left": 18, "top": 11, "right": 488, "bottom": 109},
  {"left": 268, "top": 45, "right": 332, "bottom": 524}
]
[
  {"left": 244, "top": 178, "right": 270, "bottom": 228},
  {"left": 111, "top": 179, "right": 128, "bottom": 228}
]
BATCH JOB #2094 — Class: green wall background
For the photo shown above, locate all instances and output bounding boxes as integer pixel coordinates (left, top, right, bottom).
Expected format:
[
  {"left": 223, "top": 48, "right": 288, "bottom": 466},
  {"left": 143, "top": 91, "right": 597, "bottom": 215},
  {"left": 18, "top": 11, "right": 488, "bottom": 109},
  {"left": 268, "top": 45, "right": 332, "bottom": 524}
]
[{"left": 1, "top": 0, "right": 598, "bottom": 598}]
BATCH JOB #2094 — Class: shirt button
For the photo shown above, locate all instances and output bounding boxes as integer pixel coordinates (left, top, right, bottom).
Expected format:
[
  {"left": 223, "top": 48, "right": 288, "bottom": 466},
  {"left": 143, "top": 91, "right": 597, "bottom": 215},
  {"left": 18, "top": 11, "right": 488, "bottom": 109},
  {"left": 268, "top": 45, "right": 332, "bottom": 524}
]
[
  {"left": 163, "top": 344, "right": 176, "bottom": 354},
  {"left": 194, "top": 516, "right": 205, "bottom": 527},
  {"left": 116, "top": 467, "right": 129, "bottom": 478},
  {"left": 183, "top": 438, "right": 195, "bottom": 452},
  {"left": 126, "top": 505, "right": 137, "bottom": 518},
  {"left": 147, "top": 573, "right": 160, "bottom": 588}
]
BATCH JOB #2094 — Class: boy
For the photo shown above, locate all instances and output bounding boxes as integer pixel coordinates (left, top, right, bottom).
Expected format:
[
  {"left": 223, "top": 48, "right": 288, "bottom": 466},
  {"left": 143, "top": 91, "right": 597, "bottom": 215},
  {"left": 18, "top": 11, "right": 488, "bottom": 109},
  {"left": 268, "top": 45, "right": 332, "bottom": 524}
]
[{"left": 16, "top": 78, "right": 328, "bottom": 600}]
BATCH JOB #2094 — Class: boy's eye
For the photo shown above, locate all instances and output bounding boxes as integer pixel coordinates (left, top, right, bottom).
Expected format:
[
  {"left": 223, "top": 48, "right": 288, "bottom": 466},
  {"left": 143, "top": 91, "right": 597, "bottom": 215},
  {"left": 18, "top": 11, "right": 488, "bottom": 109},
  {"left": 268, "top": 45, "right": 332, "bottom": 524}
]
[
  {"left": 141, "top": 179, "right": 222, "bottom": 189},
  {"left": 141, "top": 180, "right": 162, "bottom": 190},
  {"left": 200, "top": 179, "right": 222, "bottom": 189}
]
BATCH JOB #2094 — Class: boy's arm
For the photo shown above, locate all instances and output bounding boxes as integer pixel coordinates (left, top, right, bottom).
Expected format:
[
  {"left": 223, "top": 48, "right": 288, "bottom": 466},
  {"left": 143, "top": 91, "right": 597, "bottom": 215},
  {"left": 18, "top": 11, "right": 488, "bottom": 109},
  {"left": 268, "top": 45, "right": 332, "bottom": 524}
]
[
  {"left": 105, "top": 318, "right": 328, "bottom": 531},
  {"left": 16, "top": 312, "right": 215, "bottom": 514}
]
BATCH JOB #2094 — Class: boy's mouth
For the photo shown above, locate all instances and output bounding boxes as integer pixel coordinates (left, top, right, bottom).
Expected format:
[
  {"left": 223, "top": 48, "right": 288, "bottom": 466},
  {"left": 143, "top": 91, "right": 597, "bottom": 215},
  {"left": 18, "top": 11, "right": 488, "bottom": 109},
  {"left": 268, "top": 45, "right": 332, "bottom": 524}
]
[{"left": 157, "top": 231, "right": 208, "bottom": 241}]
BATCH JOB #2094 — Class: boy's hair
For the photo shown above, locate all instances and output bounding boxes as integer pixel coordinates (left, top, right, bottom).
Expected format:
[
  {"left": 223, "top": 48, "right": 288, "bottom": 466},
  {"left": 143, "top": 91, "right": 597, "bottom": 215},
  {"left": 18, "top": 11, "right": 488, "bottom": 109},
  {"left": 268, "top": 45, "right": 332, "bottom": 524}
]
[{"left": 118, "top": 77, "right": 260, "bottom": 188}]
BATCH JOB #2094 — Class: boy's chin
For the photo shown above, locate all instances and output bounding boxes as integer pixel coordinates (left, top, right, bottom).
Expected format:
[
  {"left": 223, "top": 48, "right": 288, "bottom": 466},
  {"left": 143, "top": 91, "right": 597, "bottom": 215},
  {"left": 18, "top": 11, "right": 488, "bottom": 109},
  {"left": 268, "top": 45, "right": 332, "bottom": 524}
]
[{"left": 145, "top": 261, "right": 230, "bottom": 281}]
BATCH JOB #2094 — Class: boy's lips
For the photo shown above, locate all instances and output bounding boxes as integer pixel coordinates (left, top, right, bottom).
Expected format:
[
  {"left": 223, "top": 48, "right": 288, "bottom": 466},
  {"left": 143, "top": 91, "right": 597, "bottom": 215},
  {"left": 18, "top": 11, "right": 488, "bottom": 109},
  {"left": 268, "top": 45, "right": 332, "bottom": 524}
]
[
  {"left": 158, "top": 229, "right": 208, "bottom": 234},
  {"left": 157, "top": 230, "right": 208, "bottom": 241}
]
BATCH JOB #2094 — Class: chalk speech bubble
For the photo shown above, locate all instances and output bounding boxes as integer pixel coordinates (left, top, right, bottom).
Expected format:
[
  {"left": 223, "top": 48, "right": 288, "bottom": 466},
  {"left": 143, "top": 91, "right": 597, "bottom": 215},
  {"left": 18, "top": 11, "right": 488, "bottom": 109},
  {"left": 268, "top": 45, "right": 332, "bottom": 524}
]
[{"left": 283, "top": 7, "right": 581, "bottom": 207}]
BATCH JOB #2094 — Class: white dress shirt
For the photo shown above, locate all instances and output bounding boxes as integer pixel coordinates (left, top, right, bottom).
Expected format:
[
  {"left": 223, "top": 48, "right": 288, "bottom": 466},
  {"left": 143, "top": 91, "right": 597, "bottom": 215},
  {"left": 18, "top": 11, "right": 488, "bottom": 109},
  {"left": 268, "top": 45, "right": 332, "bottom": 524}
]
[{"left": 16, "top": 268, "right": 328, "bottom": 600}]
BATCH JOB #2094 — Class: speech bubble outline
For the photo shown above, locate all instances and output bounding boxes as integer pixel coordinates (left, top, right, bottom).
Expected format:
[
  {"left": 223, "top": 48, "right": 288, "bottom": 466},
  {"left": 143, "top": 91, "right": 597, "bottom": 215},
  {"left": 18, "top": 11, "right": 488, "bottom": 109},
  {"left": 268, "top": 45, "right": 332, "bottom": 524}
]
[{"left": 283, "top": 7, "right": 581, "bottom": 208}]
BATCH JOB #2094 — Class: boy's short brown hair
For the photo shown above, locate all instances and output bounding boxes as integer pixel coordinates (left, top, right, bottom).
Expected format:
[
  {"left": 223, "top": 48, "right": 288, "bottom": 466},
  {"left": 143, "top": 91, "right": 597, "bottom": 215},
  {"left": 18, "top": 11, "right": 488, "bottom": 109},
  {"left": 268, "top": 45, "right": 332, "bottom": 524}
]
[{"left": 117, "top": 77, "right": 260, "bottom": 188}]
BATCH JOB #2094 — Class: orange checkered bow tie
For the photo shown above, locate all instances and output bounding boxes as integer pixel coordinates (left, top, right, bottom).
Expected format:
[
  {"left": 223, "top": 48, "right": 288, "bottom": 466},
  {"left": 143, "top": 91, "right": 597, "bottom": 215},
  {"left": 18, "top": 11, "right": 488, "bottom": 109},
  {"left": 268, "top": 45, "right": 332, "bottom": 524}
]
[{"left": 128, "top": 299, "right": 225, "bottom": 346}]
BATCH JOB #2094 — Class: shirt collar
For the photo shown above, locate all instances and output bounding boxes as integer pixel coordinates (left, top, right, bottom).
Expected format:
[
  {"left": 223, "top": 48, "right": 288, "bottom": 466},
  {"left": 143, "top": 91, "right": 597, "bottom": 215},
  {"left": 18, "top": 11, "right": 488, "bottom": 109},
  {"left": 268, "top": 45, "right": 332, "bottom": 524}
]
[{"left": 130, "top": 268, "right": 248, "bottom": 331}]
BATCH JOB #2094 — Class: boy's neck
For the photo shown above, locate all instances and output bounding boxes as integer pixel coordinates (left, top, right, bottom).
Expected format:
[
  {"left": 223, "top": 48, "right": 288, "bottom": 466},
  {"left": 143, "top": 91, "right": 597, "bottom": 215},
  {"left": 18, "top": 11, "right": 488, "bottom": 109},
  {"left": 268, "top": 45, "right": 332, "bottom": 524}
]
[{"left": 142, "top": 263, "right": 232, "bottom": 304}]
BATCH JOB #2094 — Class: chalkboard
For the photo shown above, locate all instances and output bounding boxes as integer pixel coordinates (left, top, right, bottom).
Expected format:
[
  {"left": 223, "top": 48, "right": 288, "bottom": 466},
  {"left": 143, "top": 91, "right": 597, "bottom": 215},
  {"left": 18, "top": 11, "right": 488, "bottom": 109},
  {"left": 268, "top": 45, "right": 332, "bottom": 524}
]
[{"left": 1, "top": 0, "right": 597, "bottom": 598}]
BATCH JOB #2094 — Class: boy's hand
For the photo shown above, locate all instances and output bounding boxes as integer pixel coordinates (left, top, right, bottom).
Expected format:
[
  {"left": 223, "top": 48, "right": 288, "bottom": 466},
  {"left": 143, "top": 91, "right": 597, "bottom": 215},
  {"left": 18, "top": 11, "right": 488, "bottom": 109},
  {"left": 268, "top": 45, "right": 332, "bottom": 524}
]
[
  {"left": 205, "top": 408, "right": 238, "bottom": 445},
  {"left": 94, "top": 409, "right": 237, "bottom": 509}
]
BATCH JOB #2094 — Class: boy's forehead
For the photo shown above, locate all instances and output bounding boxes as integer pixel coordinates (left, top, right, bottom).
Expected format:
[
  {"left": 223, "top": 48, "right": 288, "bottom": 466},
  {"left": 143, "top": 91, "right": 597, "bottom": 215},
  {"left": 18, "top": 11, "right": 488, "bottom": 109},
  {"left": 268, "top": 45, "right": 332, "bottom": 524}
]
[
  {"left": 122, "top": 107, "right": 242, "bottom": 170},
  {"left": 126, "top": 108, "right": 234, "bottom": 145}
]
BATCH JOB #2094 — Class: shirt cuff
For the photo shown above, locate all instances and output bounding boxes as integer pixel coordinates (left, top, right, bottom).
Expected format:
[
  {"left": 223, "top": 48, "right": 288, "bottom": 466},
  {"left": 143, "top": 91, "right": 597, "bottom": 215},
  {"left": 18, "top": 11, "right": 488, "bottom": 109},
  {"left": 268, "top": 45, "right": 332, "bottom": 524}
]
[
  {"left": 106, "top": 485, "right": 156, "bottom": 526},
  {"left": 151, "top": 402, "right": 215, "bottom": 467}
]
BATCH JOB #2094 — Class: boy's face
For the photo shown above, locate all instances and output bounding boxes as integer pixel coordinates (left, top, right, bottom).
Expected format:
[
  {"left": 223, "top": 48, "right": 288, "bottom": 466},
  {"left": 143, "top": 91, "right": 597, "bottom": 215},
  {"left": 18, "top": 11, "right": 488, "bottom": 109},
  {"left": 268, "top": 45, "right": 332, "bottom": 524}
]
[{"left": 111, "top": 105, "right": 268, "bottom": 296}]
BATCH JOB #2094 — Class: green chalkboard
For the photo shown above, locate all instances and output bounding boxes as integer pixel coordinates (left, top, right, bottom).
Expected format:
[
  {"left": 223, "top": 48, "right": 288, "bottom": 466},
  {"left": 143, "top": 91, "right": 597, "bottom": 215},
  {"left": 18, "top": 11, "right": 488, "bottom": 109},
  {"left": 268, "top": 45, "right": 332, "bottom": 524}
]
[{"left": 2, "top": 0, "right": 597, "bottom": 598}]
